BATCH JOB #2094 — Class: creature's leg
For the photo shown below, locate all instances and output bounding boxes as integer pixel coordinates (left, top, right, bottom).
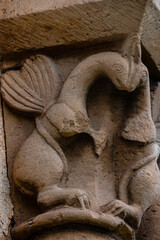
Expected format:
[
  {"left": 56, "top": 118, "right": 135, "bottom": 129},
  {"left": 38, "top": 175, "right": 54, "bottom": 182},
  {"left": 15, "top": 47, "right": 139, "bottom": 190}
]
[
  {"left": 35, "top": 143, "right": 90, "bottom": 211},
  {"left": 101, "top": 160, "right": 160, "bottom": 229},
  {"left": 37, "top": 185, "right": 90, "bottom": 211},
  {"left": 14, "top": 130, "right": 90, "bottom": 211}
]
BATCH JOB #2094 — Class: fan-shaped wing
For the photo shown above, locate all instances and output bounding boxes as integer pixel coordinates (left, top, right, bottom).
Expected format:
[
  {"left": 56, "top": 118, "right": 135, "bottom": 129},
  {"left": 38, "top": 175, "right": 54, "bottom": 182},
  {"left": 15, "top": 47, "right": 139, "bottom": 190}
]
[{"left": 1, "top": 55, "right": 62, "bottom": 114}]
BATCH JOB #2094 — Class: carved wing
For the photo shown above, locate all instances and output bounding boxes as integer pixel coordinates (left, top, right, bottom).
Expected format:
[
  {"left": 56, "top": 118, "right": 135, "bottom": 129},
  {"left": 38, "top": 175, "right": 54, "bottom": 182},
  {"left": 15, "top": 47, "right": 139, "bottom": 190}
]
[{"left": 1, "top": 55, "right": 62, "bottom": 114}]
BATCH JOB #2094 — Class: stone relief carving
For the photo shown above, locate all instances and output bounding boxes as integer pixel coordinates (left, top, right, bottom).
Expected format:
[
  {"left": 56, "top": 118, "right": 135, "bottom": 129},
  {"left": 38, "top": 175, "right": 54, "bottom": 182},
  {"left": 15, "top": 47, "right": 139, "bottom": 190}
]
[{"left": 1, "top": 34, "right": 160, "bottom": 240}]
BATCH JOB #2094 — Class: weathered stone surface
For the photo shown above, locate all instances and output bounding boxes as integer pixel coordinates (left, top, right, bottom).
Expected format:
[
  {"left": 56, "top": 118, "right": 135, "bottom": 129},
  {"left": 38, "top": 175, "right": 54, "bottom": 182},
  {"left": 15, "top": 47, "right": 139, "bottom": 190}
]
[
  {"left": 136, "top": 81, "right": 160, "bottom": 240},
  {"left": 0, "top": 0, "right": 160, "bottom": 75},
  {"left": 1, "top": 1, "right": 160, "bottom": 240},
  {"left": 0, "top": 89, "right": 13, "bottom": 238},
  {"left": 0, "top": 0, "right": 150, "bottom": 54},
  {"left": 1, "top": 35, "right": 160, "bottom": 240},
  {"left": 33, "top": 232, "right": 117, "bottom": 240},
  {"left": 140, "top": 0, "right": 160, "bottom": 74},
  {"left": 1, "top": 0, "right": 160, "bottom": 78}
]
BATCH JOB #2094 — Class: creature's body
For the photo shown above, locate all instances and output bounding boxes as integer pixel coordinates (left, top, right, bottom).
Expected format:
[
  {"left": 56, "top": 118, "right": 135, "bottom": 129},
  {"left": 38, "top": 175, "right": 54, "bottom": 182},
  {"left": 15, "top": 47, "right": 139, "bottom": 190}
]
[{"left": 1, "top": 34, "right": 160, "bottom": 229}]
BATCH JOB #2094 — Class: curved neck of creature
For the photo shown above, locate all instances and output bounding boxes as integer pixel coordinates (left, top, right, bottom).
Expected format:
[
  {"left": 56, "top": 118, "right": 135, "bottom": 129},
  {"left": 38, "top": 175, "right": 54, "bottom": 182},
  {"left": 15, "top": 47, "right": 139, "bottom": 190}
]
[{"left": 58, "top": 52, "right": 118, "bottom": 115}]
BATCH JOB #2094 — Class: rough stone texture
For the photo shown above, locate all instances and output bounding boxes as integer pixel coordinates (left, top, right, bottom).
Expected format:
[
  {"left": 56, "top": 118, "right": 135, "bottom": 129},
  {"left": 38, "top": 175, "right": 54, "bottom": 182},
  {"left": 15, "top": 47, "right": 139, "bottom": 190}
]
[
  {"left": 0, "top": 0, "right": 160, "bottom": 77},
  {"left": 135, "top": 82, "right": 160, "bottom": 240},
  {"left": 32, "top": 229, "right": 118, "bottom": 240},
  {"left": 1, "top": 35, "right": 160, "bottom": 240},
  {"left": 0, "top": 1, "right": 160, "bottom": 240},
  {"left": 140, "top": 0, "right": 160, "bottom": 74},
  {"left": 0, "top": 69, "right": 13, "bottom": 239},
  {"left": 0, "top": 0, "right": 151, "bottom": 54}
]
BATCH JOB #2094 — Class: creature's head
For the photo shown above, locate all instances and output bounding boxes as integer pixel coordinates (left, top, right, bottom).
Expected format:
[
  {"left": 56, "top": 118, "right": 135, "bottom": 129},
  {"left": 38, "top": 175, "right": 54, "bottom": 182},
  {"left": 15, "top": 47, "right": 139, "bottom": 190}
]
[{"left": 107, "top": 34, "right": 148, "bottom": 92}]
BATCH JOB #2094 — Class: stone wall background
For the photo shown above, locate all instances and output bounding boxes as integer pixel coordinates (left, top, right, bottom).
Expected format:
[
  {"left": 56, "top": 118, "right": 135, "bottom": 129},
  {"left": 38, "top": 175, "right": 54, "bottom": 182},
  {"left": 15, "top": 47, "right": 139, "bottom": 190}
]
[{"left": 0, "top": 61, "right": 13, "bottom": 240}]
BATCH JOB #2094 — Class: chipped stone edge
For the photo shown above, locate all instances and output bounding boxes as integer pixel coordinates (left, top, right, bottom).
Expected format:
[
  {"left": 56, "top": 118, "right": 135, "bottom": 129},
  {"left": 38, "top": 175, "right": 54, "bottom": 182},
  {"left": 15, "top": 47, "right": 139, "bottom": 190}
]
[{"left": 0, "top": 57, "right": 13, "bottom": 240}]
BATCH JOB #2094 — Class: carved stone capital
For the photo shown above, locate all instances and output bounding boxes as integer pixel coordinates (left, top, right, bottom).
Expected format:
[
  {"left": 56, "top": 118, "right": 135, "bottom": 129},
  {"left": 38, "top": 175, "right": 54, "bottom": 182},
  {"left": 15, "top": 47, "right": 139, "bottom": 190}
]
[
  {"left": 0, "top": 33, "right": 160, "bottom": 240},
  {"left": 0, "top": 1, "right": 160, "bottom": 240}
]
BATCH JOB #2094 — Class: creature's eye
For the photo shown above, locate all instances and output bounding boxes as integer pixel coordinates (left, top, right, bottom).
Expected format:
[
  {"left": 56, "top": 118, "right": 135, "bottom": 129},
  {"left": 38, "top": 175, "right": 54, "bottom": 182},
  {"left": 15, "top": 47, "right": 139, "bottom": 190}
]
[{"left": 112, "top": 64, "right": 124, "bottom": 74}]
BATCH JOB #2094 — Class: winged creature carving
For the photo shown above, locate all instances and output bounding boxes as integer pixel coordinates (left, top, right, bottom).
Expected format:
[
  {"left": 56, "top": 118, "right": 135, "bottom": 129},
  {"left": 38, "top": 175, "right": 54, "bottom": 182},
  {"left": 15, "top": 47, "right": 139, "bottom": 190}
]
[{"left": 1, "top": 34, "right": 160, "bottom": 232}]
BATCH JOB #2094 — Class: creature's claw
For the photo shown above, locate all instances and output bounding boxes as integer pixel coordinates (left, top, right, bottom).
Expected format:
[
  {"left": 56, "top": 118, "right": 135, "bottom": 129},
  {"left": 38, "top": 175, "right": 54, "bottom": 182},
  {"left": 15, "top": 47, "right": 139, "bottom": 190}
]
[
  {"left": 77, "top": 192, "right": 91, "bottom": 210},
  {"left": 100, "top": 199, "right": 142, "bottom": 229},
  {"left": 77, "top": 190, "right": 90, "bottom": 210},
  {"left": 38, "top": 186, "right": 91, "bottom": 211},
  {"left": 104, "top": 200, "right": 126, "bottom": 216},
  {"left": 65, "top": 188, "right": 91, "bottom": 210}
]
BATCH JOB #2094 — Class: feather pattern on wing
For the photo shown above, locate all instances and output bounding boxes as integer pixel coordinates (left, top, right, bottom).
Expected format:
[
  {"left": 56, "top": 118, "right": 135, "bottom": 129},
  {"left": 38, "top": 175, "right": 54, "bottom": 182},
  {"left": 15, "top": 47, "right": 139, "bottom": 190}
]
[{"left": 1, "top": 55, "right": 62, "bottom": 114}]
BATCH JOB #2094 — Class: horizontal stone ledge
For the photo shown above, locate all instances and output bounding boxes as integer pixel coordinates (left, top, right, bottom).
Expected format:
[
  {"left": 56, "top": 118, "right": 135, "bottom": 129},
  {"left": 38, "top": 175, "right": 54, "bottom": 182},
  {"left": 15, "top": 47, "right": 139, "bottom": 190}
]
[
  {"left": 0, "top": 0, "right": 148, "bottom": 54},
  {"left": 0, "top": 0, "right": 160, "bottom": 76}
]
